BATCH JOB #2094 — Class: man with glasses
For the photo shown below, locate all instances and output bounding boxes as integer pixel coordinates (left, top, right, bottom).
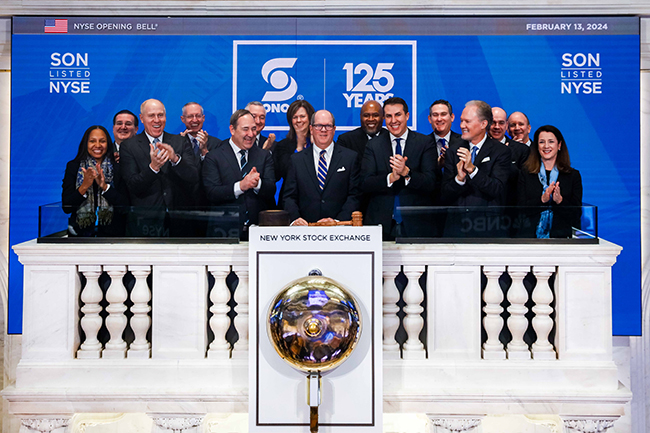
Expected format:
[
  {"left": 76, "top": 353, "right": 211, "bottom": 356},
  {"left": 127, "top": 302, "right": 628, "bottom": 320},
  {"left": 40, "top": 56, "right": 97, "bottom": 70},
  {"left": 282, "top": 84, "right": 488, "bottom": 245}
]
[
  {"left": 112, "top": 109, "right": 138, "bottom": 162},
  {"left": 180, "top": 102, "right": 222, "bottom": 161},
  {"left": 283, "top": 110, "right": 360, "bottom": 226}
]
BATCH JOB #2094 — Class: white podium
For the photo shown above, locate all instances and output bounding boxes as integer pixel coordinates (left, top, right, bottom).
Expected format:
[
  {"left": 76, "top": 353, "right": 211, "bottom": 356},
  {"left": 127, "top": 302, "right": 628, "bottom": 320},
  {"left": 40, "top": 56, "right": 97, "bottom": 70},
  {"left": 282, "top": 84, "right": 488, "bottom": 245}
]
[{"left": 248, "top": 225, "right": 383, "bottom": 432}]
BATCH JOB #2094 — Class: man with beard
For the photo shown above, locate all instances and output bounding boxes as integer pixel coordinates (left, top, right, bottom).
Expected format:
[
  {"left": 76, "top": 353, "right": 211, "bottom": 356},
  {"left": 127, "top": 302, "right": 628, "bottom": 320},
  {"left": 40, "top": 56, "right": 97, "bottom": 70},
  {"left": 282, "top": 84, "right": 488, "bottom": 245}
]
[{"left": 337, "top": 100, "right": 387, "bottom": 159}]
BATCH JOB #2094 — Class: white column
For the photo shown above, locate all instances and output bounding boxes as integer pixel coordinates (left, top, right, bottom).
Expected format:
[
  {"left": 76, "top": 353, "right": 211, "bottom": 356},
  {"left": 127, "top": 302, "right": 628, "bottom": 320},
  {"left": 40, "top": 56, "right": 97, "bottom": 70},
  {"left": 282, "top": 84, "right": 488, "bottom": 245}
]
[
  {"left": 402, "top": 265, "right": 425, "bottom": 359},
  {"left": 232, "top": 266, "right": 249, "bottom": 356},
  {"left": 382, "top": 266, "right": 401, "bottom": 358},
  {"left": 532, "top": 266, "right": 556, "bottom": 360},
  {"left": 506, "top": 266, "right": 532, "bottom": 360},
  {"left": 482, "top": 266, "right": 505, "bottom": 360},
  {"left": 208, "top": 265, "right": 231, "bottom": 359},
  {"left": 103, "top": 265, "right": 128, "bottom": 358},
  {"left": 128, "top": 265, "right": 152, "bottom": 359},
  {"left": 77, "top": 265, "right": 103, "bottom": 359}
]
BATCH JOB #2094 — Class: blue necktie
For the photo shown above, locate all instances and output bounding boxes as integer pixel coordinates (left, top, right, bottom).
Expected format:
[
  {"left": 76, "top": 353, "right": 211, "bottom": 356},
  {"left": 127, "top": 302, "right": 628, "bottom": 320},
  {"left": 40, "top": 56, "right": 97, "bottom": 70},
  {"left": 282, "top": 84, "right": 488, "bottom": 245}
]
[
  {"left": 239, "top": 149, "right": 247, "bottom": 177},
  {"left": 438, "top": 137, "right": 446, "bottom": 149},
  {"left": 317, "top": 150, "right": 327, "bottom": 190},
  {"left": 191, "top": 136, "right": 200, "bottom": 157},
  {"left": 153, "top": 137, "right": 160, "bottom": 145},
  {"left": 471, "top": 145, "right": 478, "bottom": 164},
  {"left": 393, "top": 138, "right": 403, "bottom": 224}
]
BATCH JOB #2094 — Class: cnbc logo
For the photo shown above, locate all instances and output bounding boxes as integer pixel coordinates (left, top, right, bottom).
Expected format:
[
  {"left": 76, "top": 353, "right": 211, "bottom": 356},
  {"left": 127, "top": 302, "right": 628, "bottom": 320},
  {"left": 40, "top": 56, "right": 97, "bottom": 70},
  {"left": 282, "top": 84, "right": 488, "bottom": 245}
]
[
  {"left": 49, "top": 52, "right": 91, "bottom": 94},
  {"left": 233, "top": 40, "right": 417, "bottom": 131}
]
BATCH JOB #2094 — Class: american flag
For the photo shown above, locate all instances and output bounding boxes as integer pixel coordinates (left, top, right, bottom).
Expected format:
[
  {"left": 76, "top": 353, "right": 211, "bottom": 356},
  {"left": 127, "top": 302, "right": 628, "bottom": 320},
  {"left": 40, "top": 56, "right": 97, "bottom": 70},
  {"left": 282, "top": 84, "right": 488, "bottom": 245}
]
[{"left": 44, "top": 19, "right": 68, "bottom": 34}]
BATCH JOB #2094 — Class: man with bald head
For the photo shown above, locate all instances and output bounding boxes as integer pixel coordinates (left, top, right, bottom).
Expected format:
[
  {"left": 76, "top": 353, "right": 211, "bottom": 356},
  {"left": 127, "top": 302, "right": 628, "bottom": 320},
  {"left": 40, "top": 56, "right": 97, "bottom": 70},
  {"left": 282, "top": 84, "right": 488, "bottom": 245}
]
[
  {"left": 508, "top": 111, "right": 532, "bottom": 146},
  {"left": 121, "top": 99, "right": 199, "bottom": 234},
  {"left": 337, "top": 99, "right": 387, "bottom": 159},
  {"left": 283, "top": 110, "right": 360, "bottom": 226},
  {"left": 489, "top": 107, "right": 529, "bottom": 205},
  {"left": 180, "top": 102, "right": 222, "bottom": 160}
]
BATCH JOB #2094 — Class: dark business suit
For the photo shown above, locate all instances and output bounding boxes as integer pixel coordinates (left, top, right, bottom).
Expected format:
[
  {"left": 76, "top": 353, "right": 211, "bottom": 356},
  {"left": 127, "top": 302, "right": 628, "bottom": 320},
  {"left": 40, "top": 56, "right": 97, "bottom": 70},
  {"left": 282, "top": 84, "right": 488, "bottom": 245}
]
[
  {"left": 121, "top": 131, "right": 199, "bottom": 236},
  {"left": 517, "top": 168, "right": 582, "bottom": 238},
  {"left": 62, "top": 159, "right": 129, "bottom": 236},
  {"left": 501, "top": 137, "right": 531, "bottom": 207},
  {"left": 121, "top": 131, "right": 198, "bottom": 208},
  {"left": 361, "top": 130, "right": 437, "bottom": 239},
  {"left": 202, "top": 141, "right": 276, "bottom": 238},
  {"left": 184, "top": 133, "right": 222, "bottom": 207},
  {"left": 337, "top": 127, "right": 388, "bottom": 160},
  {"left": 441, "top": 137, "right": 512, "bottom": 237},
  {"left": 430, "top": 130, "right": 467, "bottom": 205},
  {"left": 283, "top": 144, "right": 360, "bottom": 223},
  {"left": 442, "top": 137, "right": 511, "bottom": 207}
]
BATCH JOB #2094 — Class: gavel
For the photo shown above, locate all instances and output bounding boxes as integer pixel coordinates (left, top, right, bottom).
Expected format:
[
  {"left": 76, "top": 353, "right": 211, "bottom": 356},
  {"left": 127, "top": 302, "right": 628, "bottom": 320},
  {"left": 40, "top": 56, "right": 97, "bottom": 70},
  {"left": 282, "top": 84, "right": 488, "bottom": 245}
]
[{"left": 308, "top": 211, "right": 363, "bottom": 227}]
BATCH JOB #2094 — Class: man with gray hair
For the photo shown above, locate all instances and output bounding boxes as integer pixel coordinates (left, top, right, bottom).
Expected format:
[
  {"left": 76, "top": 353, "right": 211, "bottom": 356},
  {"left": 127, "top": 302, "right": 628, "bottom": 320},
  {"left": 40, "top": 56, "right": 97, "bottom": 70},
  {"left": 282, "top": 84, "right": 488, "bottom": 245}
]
[
  {"left": 180, "top": 102, "right": 221, "bottom": 160},
  {"left": 245, "top": 101, "right": 276, "bottom": 151},
  {"left": 442, "top": 100, "right": 511, "bottom": 207}
]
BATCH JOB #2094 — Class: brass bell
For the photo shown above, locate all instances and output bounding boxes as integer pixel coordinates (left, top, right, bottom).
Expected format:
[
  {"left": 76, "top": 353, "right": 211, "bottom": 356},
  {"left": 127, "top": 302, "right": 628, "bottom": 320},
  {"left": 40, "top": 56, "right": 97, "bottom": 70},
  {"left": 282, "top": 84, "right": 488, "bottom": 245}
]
[{"left": 267, "top": 272, "right": 362, "bottom": 432}]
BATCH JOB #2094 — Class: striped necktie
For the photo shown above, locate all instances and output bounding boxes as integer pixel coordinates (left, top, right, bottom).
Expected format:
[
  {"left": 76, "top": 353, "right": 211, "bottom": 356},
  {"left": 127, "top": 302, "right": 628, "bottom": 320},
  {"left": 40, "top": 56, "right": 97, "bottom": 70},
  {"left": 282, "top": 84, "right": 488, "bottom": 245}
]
[
  {"left": 317, "top": 150, "right": 327, "bottom": 190},
  {"left": 239, "top": 149, "right": 247, "bottom": 177},
  {"left": 191, "top": 136, "right": 200, "bottom": 157},
  {"left": 471, "top": 145, "right": 478, "bottom": 164}
]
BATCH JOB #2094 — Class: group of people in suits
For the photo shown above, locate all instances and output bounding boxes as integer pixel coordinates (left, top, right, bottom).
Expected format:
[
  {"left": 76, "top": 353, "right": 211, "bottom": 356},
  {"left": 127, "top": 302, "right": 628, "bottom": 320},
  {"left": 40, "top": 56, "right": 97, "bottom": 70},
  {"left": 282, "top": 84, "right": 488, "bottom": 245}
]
[{"left": 62, "top": 95, "right": 582, "bottom": 240}]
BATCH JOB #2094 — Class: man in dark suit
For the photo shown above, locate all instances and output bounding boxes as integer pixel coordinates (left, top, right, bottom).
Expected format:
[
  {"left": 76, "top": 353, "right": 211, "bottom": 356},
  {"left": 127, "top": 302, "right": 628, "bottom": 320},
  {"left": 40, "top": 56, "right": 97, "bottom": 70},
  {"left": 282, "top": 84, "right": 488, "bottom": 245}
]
[
  {"left": 427, "top": 99, "right": 467, "bottom": 206},
  {"left": 490, "top": 107, "right": 530, "bottom": 206},
  {"left": 112, "top": 109, "right": 138, "bottom": 162},
  {"left": 180, "top": 102, "right": 222, "bottom": 160},
  {"left": 361, "top": 97, "right": 437, "bottom": 240},
  {"left": 121, "top": 99, "right": 199, "bottom": 236},
  {"left": 180, "top": 102, "right": 222, "bottom": 209},
  {"left": 202, "top": 109, "right": 276, "bottom": 239},
  {"left": 337, "top": 100, "right": 387, "bottom": 160},
  {"left": 442, "top": 100, "right": 511, "bottom": 236},
  {"left": 427, "top": 99, "right": 466, "bottom": 169},
  {"left": 508, "top": 111, "right": 532, "bottom": 146},
  {"left": 283, "top": 110, "right": 360, "bottom": 225},
  {"left": 246, "top": 101, "right": 276, "bottom": 152}
]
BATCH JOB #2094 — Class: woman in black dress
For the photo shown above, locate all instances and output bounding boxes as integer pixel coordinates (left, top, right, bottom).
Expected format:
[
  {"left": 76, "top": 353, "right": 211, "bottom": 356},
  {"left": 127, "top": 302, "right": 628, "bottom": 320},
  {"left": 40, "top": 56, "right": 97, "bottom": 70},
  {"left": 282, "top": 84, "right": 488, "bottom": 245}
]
[
  {"left": 517, "top": 125, "right": 582, "bottom": 238},
  {"left": 62, "top": 125, "right": 128, "bottom": 236}
]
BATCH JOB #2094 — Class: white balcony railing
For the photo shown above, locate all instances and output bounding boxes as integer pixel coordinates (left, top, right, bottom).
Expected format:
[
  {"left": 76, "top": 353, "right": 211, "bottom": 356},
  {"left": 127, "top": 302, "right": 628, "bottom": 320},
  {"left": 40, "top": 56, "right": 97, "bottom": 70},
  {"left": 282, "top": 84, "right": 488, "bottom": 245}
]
[{"left": 4, "top": 238, "right": 631, "bottom": 433}]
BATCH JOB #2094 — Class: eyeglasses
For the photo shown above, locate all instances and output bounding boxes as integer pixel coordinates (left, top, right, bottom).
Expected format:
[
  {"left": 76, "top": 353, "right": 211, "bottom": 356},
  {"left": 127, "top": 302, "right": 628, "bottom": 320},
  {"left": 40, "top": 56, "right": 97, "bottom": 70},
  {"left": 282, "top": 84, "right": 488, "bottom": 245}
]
[
  {"left": 312, "top": 124, "right": 334, "bottom": 131},
  {"left": 183, "top": 114, "right": 204, "bottom": 120}
]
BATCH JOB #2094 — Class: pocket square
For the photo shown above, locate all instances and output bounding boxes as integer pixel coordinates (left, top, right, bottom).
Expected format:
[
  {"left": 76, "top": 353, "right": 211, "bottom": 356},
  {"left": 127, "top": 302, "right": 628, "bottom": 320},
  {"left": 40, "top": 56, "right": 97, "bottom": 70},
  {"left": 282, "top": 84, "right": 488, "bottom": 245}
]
[
  {"left": 481, "top": 156, "right": 490, "bottom": 163},
  {"left": 337, "top": 166, "right": 346, "bottom": 172}
]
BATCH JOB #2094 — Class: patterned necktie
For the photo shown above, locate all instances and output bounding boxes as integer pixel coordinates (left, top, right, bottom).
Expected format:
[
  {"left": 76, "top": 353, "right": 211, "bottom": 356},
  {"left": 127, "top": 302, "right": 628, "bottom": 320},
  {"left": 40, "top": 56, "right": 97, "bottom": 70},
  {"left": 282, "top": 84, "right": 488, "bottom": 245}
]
[
  {"left": 394, "top": 137, "right": 403, "bottom": 156},
  {"left": 191, "top": 136, "right": 200, "bottom": 157},
  {"left": 317, "top": 150, "right": 327, "bottom": 190},
  {"left": 153, "top": 137, "right": 160, "bottom": 145},
  {"left": 438, "top": 137, "right": 447, "bottom": 148},
  {"left": 239, "top": 149, "right": 247, "bottom": 177},
  {"left": 471, "top": 145, "right": 478, "bottom": 164}
]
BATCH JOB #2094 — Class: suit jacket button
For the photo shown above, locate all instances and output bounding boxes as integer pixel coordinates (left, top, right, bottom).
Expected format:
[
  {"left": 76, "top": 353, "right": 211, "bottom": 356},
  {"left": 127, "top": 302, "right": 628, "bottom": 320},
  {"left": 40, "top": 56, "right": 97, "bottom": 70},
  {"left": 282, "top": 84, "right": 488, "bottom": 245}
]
[{"left": 321, "top": 200, "right": 325, "bottom": 203}]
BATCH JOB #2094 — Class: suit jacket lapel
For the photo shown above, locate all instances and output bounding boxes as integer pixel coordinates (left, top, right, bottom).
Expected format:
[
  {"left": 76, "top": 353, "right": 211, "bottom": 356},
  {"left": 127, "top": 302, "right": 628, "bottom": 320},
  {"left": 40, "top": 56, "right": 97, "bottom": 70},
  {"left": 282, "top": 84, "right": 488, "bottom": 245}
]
[
  {"left": 381, "top": 135, "right": 393, "bottom": 173},
  {"left": 475, "top": 139, "right": 492, "bottom": 167},
  {"left": 223, "top": 142, "right": 243, "bottom": 179},
  {"left": 301, "top": 148, "right": 320, "bottom": 191}
]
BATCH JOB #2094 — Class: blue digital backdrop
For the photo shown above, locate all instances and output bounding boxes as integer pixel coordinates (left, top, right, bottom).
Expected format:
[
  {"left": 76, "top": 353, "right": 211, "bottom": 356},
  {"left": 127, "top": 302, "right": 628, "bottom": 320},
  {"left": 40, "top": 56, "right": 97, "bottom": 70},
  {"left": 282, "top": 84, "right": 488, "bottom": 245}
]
[{"left": 9, "top": 16, "right": 640, "bottom": 334}]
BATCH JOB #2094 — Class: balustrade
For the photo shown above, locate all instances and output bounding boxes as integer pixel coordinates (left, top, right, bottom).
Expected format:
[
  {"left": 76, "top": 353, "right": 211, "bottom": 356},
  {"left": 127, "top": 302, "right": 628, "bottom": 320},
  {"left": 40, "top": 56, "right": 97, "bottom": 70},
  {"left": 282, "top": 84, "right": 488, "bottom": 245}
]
[{"left": 8, "top": 239, "right": 628, "bottom": 433}]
